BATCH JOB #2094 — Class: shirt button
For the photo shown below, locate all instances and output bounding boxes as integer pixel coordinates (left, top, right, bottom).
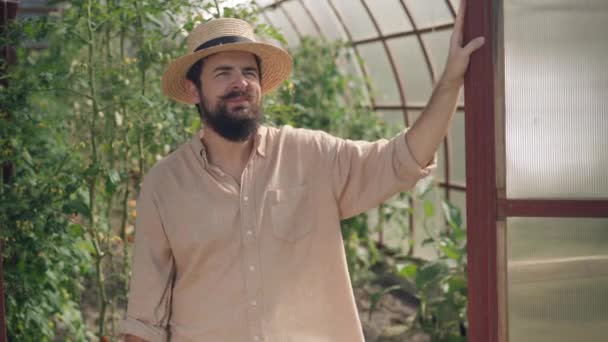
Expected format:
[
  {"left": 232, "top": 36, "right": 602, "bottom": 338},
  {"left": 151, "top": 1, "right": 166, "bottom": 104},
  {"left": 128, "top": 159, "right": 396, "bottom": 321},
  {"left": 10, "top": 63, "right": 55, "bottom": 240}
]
[
  {"left": 246, "top": 230, "right": 253, "bottom": 236},
  {"left": 251, "top": 300, "right": 257, "bottom": 306},
  {"left": 243, "top": 195, "right": 249, "bottom": 201},
  {"left": 253, "top": 336, "right": 260, "bottom": 341},
  {"left": 249, "top": 265, "right": 255, "bottom": 271}
]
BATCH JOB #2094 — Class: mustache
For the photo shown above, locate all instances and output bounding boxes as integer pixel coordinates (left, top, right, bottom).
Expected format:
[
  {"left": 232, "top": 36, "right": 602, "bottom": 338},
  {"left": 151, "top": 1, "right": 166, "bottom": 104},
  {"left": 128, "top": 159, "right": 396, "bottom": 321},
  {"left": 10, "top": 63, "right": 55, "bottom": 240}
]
[{"left": 219, "top": 90, "right": 254, "bottom": 101}]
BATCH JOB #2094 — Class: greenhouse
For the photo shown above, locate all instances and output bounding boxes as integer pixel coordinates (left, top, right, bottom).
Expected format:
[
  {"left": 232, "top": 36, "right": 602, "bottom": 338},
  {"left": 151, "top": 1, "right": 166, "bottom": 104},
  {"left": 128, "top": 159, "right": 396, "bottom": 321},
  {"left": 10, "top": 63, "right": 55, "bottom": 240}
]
[{"left": 1, "top": 0, "right": 607, "bottom": 341}]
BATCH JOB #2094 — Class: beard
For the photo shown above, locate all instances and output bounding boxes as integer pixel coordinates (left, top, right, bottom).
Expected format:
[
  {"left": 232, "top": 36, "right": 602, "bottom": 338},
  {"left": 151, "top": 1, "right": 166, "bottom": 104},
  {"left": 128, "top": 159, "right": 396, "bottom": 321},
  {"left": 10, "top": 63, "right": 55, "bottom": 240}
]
[{"left": 197, "top": 90, "right": 262, "bottom": 142}]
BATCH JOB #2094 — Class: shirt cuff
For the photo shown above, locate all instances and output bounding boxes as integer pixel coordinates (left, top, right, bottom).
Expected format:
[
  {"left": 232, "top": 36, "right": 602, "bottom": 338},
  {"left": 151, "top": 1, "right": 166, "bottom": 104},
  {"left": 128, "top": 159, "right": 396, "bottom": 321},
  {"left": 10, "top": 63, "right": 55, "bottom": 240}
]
[
  {"left": 119, "top": 317, "right": 168, "bottom": 342},
  {"left": 394, "top": 130, "right": 437, "bottom": 180}
]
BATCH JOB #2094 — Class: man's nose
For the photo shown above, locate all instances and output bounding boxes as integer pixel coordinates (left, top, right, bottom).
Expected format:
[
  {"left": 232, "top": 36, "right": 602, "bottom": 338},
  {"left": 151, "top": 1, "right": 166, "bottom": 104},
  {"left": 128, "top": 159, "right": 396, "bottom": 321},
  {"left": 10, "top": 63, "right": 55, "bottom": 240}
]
[{"left": 230, "top": 73, "right": 249, "bottom": 91}]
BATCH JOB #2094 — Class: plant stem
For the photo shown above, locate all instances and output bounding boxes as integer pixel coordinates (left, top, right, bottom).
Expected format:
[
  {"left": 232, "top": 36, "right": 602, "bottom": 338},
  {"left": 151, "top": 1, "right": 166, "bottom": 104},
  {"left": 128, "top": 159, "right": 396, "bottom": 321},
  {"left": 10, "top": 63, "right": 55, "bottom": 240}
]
[
  {"left": 86, "top": 0, "right": 108, "bottom": 337},
  {"left": 119, "top": 14, "right": 132, "bottom": 294},
  {"left": 134, "top": 0, "right": 147, "bottom": 179}
]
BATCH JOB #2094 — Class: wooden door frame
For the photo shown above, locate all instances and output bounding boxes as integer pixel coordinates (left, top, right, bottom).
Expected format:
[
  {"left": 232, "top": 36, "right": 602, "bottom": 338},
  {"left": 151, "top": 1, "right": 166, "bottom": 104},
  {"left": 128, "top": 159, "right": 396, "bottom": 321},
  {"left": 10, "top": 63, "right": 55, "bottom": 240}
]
[{"left": 464, "top": 1, "right": 608, "bottom": 341}]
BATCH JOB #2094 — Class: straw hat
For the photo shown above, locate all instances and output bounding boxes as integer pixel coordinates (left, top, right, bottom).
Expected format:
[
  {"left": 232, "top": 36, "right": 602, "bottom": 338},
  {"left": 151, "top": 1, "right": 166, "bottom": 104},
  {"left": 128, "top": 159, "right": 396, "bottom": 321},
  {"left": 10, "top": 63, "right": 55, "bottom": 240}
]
[{"left": 162, "top": 18, "right": 293, "bottom": 104}]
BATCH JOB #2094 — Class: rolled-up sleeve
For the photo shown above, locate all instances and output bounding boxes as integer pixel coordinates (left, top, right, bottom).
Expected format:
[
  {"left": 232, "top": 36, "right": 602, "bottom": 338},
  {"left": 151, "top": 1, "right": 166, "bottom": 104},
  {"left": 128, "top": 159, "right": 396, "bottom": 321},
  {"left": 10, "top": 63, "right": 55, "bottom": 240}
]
[
  {"left": 330, "top": 129, "right": 436, "bottom": 219},
  {"left": 119, "top": 184, "right": 175, "bottom": 342}
]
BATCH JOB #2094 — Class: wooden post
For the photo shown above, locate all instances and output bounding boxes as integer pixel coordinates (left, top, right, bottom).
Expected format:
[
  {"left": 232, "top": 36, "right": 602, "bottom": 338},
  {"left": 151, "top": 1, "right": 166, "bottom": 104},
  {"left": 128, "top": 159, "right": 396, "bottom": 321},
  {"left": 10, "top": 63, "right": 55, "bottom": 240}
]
[{"left": 463, "top": 0, "right": 500, "bottom": 341}]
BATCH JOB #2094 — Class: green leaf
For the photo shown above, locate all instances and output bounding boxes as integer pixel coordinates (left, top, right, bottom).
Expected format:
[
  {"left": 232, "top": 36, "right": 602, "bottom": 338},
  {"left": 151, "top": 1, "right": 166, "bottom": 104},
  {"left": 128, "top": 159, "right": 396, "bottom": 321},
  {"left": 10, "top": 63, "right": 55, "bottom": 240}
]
[
  {"left": 416, "top": 261, "right": 448, "bottom": 289},
  {"left": 68, "top": 223, "right": 84, "bottom": 238},
  {"left": 439, "top": 243, "right": 461, "bottom": 261},
  {"left": 145, "top": 13, "right": 163, "bottom": 28},
  {"left": 398, "top": 263, "right": 417, "bottom": 279},
  {"left": 442, "top": 200, "right": 463, "bottom": 230},
  {"left": 424, "top": 200, "right": 434, "bottom": 217},
  {"left": 105, "top": 169, "right": 121, "bottom": 194},
  {"left": 62, "top": 199, "right": 90, "bottom": 219}
]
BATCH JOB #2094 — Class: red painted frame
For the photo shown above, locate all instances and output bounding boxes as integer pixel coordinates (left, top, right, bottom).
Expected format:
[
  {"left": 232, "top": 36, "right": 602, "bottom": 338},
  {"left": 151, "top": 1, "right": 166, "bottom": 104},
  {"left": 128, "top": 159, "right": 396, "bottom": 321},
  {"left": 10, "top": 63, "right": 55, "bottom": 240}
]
[
  {"left": 463, "top": 0, "right": 499, "bottom": 341},
  {"left": 465, "top": 1, "right": 608, "bottom": 341}
]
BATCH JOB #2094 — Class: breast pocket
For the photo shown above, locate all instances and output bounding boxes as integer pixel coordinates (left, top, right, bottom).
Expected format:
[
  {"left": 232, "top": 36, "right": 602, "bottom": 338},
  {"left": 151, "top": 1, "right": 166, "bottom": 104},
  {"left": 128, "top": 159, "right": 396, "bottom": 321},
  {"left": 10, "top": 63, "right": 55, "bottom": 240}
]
[{"left": 267, "top": 185, "right": 314, "bottom": 242}]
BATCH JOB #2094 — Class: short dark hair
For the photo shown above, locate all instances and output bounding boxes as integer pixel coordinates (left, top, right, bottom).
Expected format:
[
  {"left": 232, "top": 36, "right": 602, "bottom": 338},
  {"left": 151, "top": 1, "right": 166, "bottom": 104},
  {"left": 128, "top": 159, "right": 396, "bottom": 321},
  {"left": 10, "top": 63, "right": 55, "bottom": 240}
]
[{"left": 186, "top": 58, "right": 206, "bottom": 90}]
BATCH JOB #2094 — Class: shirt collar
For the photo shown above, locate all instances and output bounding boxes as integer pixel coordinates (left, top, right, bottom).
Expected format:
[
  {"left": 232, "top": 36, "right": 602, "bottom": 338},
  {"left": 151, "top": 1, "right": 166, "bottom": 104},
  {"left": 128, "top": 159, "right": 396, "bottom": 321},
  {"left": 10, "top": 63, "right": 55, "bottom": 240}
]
[{"left": 189, "top": 125, "right": 268, "bottom": 167}]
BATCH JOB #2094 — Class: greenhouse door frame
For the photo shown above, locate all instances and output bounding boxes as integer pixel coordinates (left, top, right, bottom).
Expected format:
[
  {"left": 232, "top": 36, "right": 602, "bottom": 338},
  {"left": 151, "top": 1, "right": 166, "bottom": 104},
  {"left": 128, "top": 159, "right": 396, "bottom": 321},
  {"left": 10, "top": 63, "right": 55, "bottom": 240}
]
[{"left": 464, "top": 1, "right": 608, "bottom": 342}]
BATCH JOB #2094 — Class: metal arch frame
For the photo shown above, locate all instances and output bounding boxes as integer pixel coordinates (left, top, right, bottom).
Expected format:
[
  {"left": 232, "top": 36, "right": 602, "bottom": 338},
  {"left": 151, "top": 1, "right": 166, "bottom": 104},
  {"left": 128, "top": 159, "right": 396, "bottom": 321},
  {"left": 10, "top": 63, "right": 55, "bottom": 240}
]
[
  {"left": 295, "top": 0, "right": 324, "bottom": 40},
  {"left": 262, "top": 3, "right": 303, "bottom": 42},
  {"left": 277, "top": 5, "right": 302, "bottom": 40},
  {"left": 273, "top": 0, "right": 325, "bottom": 40},
  {"left": 262, "top": 0, "right": 375, "bottom": 108},
  {"left": 352, "top": 22, "right": 454, "bottom": 45},
  {"left": 322, "top": 0, "right": 376, "bottom": 109},
  {"left": 260, "top": 0, "right": 464, "bottom": 195},
  {"left": 444, "top": 0, "right": 457, "bottom": 17},
  {"left": 358, "top": 0, "right": 410, "bottom": 126},
  {"left": 260, "top": 0, "right": 466, "bottom": 249},
  {"left": 356, "top": 0, "right": 413, "bottom": 247},
  {"left": 396, "top": 0, "right": 455, "bottom": 202}
]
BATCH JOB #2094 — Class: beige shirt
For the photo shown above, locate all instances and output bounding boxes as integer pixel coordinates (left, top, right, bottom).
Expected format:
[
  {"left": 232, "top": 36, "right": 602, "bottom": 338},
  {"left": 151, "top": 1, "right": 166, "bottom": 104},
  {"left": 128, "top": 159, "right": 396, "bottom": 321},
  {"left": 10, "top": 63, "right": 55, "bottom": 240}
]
[{"left": 119, "top": 125, "right": 434, "bottom": 342}]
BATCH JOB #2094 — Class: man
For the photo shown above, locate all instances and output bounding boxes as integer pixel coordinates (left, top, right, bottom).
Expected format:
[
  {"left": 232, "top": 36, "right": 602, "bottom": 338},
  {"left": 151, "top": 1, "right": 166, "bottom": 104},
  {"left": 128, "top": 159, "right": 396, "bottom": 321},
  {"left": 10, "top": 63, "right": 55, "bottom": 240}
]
[{"left": 120, "top": 1, "right": 484, "bottom": 341}]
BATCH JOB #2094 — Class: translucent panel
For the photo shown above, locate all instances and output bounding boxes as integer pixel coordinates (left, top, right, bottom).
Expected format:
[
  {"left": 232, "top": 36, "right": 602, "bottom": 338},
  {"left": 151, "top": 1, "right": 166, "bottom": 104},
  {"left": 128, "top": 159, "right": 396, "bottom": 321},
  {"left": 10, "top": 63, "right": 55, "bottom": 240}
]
[
  {"left": 436, "top": 137, "right": 447, "bottom": 181},
  {"left": 336, "top": 47, "right": 371, "bottom": 106},
  {"left": 508, "top": 218, "right": 608, "bottom": 262},
  {"left": 255, "top": 0, "right": 276, "bottom": 7},
  {"left": 451, "top": 111, "right": 466, "bottom": 183},
  {"left": 364, "top": 0, "right": 413, "bottom": 35},
  {"left": 302, "top": 0, "right": 346, "bottom": 41},
  {"left": 504, "top": 0, "right": 608, "bottom": 198},
  {"left": 407, "top": 110, "right": 422, "bottom": 128},
  {"left": 257, "top": 15, "right": 284, "bottom": 47},
  {"left": 330, "top": 0, "right": 377, "bottom": 41},
  {"left": 357, "top": 43, "right": 400, "bottom": 106},
  {"left": 263, "top": 9, "right": 300, "bottom": 47},
  {"left": 449, "top": 0, "right": 460, "bottom": 12},
  {"left": 282, "top": 1, "right": 320, "bottom": 38},
  {"left": 403, "top": 0, "right": 454, "bottom": 28},
  {"left": 421, "top": 30, "right": 451, "bottom": 81},
  {"left": 507, "top": 218, "right": 608, "bottom": 342},
  {"left": 509, "top": 277, "right": 608, "bottom": 342},
  {"left": 449, "top": 189, "right": 466, "bottom": 223},
  {"left": 387, "top": 36, "right": 433, "bottom": 104},
  {"left": 376, "top": 110, "right": 404, "bottom": 128}
]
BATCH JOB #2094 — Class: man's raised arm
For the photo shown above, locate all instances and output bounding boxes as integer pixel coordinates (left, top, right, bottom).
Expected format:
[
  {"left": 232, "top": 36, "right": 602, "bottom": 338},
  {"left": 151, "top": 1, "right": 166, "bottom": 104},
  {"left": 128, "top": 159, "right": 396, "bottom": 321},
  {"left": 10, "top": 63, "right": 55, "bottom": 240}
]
[{"left": 405, "top": 0, "right": 485, "bottom": 167}]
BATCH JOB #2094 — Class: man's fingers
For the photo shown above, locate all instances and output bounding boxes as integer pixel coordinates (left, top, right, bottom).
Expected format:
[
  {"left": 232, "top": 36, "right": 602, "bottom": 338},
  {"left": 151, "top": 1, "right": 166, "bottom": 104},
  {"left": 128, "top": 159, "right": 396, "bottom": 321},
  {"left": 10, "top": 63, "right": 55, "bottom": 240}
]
[{"left": 463, "top": 36, "right": 485, "bottom": 55}]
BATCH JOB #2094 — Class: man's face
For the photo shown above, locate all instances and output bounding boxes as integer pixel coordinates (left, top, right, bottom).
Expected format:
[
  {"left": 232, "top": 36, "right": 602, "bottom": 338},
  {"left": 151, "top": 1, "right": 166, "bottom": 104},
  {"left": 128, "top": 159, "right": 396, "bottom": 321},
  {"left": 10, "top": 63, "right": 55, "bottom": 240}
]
[{"left": 196, "top": 51, "right": 262, "bottom": 142}]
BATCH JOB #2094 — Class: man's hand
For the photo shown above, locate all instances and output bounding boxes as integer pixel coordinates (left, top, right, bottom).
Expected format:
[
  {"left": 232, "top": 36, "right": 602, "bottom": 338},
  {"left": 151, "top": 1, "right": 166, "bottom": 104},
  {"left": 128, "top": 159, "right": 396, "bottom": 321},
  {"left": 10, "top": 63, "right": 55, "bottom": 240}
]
[{"left": 439, "top": 0, "right": 485, "bottom": 88}]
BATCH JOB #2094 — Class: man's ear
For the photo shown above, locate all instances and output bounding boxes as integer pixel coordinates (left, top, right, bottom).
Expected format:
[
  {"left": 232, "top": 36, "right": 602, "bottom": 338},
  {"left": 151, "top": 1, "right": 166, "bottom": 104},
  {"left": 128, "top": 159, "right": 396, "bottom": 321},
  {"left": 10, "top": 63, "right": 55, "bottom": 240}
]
[{"left": 185, "top": 80, "right": 201, "bottom": 103}]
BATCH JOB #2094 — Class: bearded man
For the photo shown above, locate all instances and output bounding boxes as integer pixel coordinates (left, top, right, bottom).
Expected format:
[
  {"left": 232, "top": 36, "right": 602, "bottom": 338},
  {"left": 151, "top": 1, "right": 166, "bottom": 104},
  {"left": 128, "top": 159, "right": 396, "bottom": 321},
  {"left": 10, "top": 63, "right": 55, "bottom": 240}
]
[{"left": 120, "top": 2, "right": 484, "bottom": 341}]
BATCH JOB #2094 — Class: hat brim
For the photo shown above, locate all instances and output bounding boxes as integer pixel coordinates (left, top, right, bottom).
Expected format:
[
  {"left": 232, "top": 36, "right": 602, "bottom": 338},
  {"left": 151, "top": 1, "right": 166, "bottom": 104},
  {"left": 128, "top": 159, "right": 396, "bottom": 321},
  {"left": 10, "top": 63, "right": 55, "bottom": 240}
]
[{"left": 162, "top": 41, "right": 293, "bottom": 104}]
